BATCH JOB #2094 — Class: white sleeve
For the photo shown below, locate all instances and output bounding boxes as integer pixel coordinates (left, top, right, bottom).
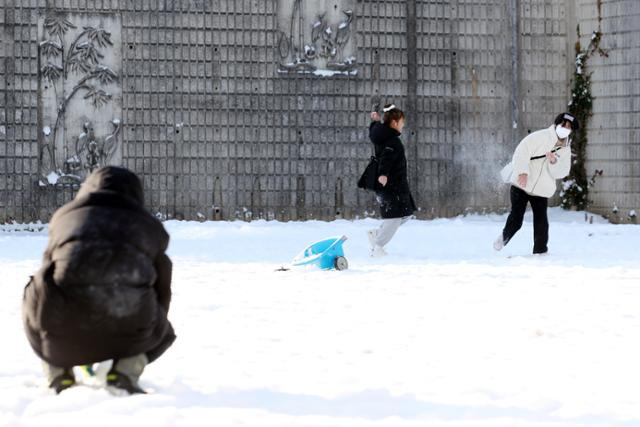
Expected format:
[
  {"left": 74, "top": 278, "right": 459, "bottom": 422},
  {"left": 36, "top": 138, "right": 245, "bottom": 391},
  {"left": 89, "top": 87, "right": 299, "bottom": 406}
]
[{"left": 511, "top": 135, "right": 532, "bottom": 176}]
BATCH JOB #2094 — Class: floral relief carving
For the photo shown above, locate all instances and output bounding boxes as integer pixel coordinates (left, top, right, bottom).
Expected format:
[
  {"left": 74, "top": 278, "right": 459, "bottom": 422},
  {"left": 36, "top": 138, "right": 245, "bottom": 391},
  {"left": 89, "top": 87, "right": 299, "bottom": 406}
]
[{"left": 277, "top": 0, "right": 357, "bottom": 76}]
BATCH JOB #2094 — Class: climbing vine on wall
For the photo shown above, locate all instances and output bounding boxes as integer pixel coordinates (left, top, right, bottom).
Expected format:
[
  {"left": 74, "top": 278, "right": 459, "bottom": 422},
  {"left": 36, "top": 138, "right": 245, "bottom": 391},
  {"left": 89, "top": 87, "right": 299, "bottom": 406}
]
[{"left": 560, "top": 1, "right": 608, "bottom": 210}]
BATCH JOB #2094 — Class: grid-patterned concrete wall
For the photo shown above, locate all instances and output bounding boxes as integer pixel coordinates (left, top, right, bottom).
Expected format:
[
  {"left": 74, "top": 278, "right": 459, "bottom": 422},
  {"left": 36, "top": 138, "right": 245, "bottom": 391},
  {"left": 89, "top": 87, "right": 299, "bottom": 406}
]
[
  {"left": 444, "top": 0, "right": 512, "bottom": 214},
  {"left": 519, "top": 0, "right": 570, "bottom": 132},
  {"left": 119, "top": 1, "right": 280, "bottom": 221},
  {"left": 576, "top": 0, "right": 640, "bottom": 222},
  {"left": 0, "top": 0, "right": 592, "bottom": 223},
  {"left": 1, "top": 3, "right": 40, "bottom": 222},
  {"left": 414, "top": 1, "right": 460, "bottom": 217}
]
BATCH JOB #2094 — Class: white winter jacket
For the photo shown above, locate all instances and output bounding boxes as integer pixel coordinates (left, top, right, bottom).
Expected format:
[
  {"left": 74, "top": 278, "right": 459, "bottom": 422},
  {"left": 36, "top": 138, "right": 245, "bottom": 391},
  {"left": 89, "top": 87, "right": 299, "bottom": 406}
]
[{"left": 509, "top": 125, "right": 571, "bottom": 198}]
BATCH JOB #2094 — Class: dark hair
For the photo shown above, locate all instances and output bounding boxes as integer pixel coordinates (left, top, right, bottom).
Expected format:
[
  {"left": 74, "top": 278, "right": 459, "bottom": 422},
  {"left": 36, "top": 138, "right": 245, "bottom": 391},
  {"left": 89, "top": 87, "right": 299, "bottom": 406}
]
[
  {"left": 554, "top": 112, "right": 580, "bottom": 132},
  {"left": 383, "top": 104, "right": 405, "bottom": 126}
]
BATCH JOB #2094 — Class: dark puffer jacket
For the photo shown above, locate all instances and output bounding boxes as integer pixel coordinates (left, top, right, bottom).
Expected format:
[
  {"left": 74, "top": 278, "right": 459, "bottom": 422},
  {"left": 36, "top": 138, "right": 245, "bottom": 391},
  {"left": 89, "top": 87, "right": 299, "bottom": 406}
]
[
  {"left": 23, "top": 167, "right": 176, "bottom": 368},
  {"left": 369, "top": 121, "right": 416, "bottom": 219}
]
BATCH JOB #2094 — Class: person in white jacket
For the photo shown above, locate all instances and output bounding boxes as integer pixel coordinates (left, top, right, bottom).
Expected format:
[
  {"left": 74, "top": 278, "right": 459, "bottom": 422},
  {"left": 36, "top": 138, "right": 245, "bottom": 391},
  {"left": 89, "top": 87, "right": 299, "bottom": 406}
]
[{"left": 494, "top": 113, "right": 579, "bottom": 254}]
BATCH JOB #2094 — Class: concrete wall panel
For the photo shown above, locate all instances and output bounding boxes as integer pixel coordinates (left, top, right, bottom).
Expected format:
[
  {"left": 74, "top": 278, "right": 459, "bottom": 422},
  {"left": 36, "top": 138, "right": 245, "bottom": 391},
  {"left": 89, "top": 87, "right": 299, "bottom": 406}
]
[{"left": 0, "top": 0, "right": 636, "bottom": 223}]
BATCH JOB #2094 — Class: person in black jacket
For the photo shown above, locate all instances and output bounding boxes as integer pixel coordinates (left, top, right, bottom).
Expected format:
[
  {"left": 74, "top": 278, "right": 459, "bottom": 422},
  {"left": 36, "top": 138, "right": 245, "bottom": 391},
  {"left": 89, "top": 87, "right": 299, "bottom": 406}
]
[
  {"left": 367, "top": 104, "right": 416, "bottom": 257},
  {"left": 23, "top": 166, "right": 176, "bottom": 394}
]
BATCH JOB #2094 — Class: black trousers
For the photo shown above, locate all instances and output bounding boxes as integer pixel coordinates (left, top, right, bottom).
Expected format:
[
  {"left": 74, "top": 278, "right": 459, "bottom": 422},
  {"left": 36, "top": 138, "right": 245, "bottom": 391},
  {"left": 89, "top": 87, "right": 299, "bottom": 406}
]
[{"left": 502, "top": 185, "right": 549, "bottom": 254}]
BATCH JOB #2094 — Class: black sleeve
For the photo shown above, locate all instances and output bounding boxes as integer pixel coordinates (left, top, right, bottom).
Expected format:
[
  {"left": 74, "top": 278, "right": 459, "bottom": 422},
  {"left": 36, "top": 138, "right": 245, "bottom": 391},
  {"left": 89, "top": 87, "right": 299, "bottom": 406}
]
[
  {"left": 369, "top": 121, "right": 384, "bottom": 144},
  {"left": 154, "top": 253, "right": 172, "bottom": 313}
]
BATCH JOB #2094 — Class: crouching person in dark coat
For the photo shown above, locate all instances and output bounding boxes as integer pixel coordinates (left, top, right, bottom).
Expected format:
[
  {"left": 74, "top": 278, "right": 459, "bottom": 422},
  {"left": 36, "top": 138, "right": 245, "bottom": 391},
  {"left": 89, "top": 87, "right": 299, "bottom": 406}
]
[
  {"left": 367, "top": 104, "right": 416, "bottom": 257},
  {"left": 23, "top": 166, "right": 176, "bottom": 394}
]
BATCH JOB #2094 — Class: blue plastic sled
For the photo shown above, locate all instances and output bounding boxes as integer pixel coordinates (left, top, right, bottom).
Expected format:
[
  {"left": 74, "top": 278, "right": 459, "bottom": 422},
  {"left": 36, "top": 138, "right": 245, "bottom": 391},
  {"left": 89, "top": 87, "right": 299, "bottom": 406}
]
[{"left": 292, "top": 235, "right": 349, "bottom": 270}]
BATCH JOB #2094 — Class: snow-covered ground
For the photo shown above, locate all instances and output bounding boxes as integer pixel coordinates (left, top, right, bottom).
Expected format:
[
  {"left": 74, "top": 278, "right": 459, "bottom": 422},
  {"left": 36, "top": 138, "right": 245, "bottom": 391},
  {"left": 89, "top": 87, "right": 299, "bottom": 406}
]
[{"left": 1, "top": 208, "right": 639, "bottom": 427}]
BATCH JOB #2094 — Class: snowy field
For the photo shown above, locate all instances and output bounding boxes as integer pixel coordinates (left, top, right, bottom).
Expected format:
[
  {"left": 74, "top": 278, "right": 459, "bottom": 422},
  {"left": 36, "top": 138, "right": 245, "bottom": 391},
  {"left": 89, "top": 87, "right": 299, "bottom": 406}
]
[{"left": 1, "top": 208, "right": 639, "bottom": 427}]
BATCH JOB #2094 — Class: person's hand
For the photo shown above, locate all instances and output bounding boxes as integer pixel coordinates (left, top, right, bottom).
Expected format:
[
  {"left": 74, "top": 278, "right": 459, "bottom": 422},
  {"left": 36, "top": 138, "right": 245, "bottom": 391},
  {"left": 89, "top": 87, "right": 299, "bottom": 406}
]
[
  {"left": 546, "top": 151, "right": 558, "bottom": 164},
  {"left": 371, "top": 111, "right": 381, "bottom": 122},
  {"left": 517, "top": 173, "right": 528, "bottom": 188},
  {"left": 378, "top": 175, "right": 388, "bottom": 187}
]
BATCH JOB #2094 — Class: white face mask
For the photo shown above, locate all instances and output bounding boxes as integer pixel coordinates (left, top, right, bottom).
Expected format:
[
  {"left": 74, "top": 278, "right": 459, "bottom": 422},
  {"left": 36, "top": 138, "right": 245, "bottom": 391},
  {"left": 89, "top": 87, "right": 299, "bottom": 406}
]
[{"left": 555, "top": 125, "right": 571, "bottom": 139}]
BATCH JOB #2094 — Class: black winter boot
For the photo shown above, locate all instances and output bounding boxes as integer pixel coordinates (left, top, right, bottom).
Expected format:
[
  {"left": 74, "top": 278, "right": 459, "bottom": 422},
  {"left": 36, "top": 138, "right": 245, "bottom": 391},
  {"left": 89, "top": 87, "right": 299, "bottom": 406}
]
[{"left": 49, "top": 369, "right": 76, "bottom": 394}]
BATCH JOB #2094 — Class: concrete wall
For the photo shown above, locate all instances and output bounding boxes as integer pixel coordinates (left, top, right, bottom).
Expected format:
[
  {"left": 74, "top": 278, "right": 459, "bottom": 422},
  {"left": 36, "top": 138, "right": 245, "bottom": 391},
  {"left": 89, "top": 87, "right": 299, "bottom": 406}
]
[
  {"left": 0, "top": 0, "right": 632, "bottom": 223},
  {"left": 576, "top": 0, "right": 640, "bottom": 223}
]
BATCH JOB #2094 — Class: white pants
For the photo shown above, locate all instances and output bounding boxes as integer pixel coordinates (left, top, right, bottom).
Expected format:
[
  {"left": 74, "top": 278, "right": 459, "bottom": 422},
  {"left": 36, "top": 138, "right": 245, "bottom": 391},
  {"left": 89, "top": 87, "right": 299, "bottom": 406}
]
[
  {"left": 42, "top": 362, "right": 69, "bottom": 384},
  {"left": 374, "top": 216, "right": 411, "bottom": 247}
]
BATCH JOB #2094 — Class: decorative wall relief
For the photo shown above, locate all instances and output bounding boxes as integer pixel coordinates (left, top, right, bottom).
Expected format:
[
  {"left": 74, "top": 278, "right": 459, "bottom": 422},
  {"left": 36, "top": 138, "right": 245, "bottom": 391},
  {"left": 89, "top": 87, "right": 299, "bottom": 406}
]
[
  {"left": 277, "top": 0, "right": 356, "bottom": 76},
  {"left": 38, "top": 13, "right": 122, "bottom": 185}
]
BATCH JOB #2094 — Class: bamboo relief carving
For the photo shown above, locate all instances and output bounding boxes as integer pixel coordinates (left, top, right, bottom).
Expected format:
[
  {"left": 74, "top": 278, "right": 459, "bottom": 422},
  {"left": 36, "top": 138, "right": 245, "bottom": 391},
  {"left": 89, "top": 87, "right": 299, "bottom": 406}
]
[{"left": 38, "top": 14, "right": 122, "bottom": 185}]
